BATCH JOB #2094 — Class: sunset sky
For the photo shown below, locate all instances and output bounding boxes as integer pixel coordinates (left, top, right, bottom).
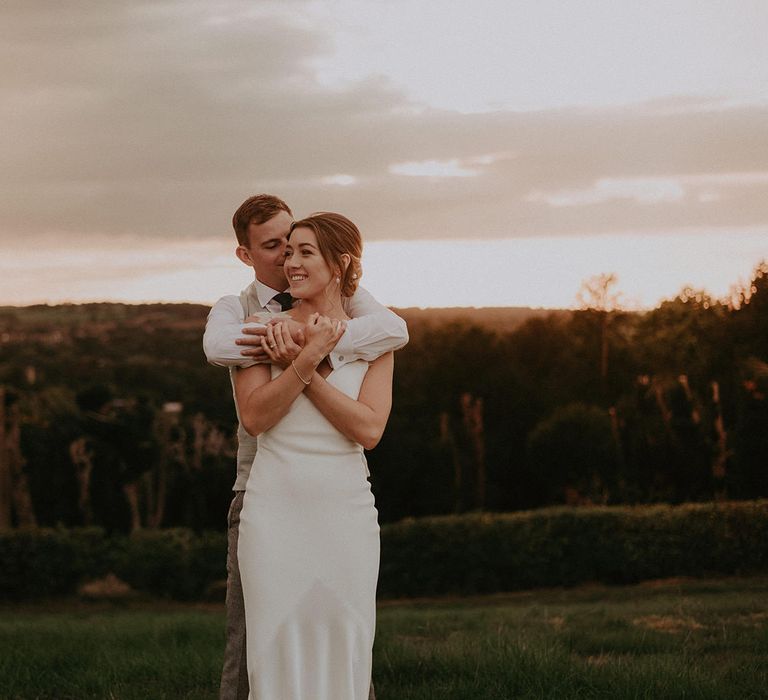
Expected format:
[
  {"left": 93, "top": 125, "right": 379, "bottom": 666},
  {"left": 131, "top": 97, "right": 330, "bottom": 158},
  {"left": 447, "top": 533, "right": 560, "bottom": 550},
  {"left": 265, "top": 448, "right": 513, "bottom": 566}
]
[{"left": 2, "top": 0, "right": 768, "bottom": 309}]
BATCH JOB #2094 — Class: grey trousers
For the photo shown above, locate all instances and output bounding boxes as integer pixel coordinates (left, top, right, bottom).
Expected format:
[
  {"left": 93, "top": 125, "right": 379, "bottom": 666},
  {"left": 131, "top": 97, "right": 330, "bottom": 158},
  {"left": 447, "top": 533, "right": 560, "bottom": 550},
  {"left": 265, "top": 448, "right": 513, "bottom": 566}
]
[
  {"left": 219, "top": 490, "right": 376, "bottom": 700},
  {"left": 220, "top": 491, "right": 249, "bottom": 700}
]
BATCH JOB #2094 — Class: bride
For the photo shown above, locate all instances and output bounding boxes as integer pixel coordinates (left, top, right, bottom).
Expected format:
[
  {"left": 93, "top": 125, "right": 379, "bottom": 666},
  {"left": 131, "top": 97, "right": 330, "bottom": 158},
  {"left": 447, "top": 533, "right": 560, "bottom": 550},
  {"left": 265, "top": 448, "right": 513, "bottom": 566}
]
[{"left": 233, "top": 212, "right": 393, "bottom": 700}]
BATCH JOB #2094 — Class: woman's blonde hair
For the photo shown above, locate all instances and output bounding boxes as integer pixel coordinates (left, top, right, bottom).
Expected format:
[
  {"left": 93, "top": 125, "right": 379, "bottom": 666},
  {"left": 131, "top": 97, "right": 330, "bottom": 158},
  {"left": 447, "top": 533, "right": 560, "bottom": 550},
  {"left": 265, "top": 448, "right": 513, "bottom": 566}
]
[{"left": 289, "top": 212, "right": 363, "bottom": 297}]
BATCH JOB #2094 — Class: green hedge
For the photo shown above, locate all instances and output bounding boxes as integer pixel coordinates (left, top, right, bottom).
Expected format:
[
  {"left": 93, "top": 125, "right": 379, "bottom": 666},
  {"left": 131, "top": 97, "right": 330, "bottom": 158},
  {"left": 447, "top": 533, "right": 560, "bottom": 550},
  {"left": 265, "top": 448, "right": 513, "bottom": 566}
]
[
  {"left": 2, "top": 501, "right": 768, "bottom": 600},
  {"left": 378, "top": 501, "right": 768, "bottom": 597},
  {"left": 0, "top": 528, "right": 227, "bottom": 601},
  {"left": 113, "top": 528, "right": 227, "bottom": 600}
]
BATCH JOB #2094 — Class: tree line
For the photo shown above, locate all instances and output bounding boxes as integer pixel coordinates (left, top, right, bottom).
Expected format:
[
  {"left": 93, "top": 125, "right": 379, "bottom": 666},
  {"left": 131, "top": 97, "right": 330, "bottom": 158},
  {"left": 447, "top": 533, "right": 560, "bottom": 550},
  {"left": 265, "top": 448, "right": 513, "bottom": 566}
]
[{"left": 1, "top": 262, "right": 767, "bottom": 530}]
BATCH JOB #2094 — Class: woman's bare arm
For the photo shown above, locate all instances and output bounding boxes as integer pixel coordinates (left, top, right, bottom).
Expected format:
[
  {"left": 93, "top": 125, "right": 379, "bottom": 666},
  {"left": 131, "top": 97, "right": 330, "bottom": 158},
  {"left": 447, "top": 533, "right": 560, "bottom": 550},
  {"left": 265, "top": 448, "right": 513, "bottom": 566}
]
[
  {"left": 233, "top": 363, "right": 307, "bottom": 436},
  {"left": 304, "top": 352, "right": 394, "bottom": 449},
  {"left": 234, "top": 315, "right": 344, "bottom": 435}
]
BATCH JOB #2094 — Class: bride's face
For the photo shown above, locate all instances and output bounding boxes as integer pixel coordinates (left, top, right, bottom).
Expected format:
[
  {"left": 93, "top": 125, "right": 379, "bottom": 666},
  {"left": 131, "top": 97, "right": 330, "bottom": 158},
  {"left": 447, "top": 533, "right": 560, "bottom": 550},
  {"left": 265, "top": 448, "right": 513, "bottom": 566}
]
[{"left": 284, "top": 227, "right": 335, "bottom": 299}]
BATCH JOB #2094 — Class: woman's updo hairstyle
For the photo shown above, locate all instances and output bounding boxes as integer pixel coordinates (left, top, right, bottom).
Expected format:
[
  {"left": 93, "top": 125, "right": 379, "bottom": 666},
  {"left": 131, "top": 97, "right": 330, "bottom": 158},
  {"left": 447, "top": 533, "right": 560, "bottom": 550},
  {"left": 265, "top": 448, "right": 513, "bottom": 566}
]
[{"left": 289, "top": 212, "right": 363, "bottom": 297}]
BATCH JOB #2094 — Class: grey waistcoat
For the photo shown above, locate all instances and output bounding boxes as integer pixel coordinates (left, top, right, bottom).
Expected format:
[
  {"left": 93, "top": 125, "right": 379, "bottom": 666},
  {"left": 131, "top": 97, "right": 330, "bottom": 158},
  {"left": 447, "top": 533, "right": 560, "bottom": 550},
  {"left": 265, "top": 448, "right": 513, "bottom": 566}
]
[{"left": 230, "top": 288, "right": 261, "bottom": 491}]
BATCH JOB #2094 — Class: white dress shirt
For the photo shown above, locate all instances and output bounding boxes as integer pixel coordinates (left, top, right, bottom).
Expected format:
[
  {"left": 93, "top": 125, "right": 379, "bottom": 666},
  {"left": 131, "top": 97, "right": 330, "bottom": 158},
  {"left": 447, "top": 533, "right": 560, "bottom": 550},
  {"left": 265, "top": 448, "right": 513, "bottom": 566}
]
[{"left": 203, "top": 280, "right": 409, "bottom": 369}]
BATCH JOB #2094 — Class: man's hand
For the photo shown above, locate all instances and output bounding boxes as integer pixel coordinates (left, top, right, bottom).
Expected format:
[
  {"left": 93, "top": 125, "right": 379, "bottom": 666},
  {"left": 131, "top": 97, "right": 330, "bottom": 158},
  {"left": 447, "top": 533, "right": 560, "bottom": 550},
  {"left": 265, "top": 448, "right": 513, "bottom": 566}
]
[
  {"left": 261, "top": 321, "right": 306, "bottom": 367},
  {"left": 237, "top": 317, "right": 307, "bottom": 362},
  {"left": 267, "top": 317, "right": 306, "bottom": 345},
  {"left": 235, "top": 323, "right": 269, "bottom": 360}
]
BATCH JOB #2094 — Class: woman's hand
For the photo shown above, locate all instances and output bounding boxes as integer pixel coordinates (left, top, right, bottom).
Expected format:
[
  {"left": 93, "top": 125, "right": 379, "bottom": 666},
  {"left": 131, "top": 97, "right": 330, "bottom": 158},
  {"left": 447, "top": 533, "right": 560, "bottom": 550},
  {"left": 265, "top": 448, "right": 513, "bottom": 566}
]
[
  {"left": 260, "top": 321, "right": 305, "bottom": 368},
  {"left": 302, "top": 313, "right": 346, "bottom": 360}
]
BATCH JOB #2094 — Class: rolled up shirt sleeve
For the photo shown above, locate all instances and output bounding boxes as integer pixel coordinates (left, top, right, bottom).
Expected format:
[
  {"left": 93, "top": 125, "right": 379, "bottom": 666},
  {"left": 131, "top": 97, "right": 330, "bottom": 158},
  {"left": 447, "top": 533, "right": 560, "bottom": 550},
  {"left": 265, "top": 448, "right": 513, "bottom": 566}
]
[{"left": 203, "top": 295, "right": 264, "bottom": 368}]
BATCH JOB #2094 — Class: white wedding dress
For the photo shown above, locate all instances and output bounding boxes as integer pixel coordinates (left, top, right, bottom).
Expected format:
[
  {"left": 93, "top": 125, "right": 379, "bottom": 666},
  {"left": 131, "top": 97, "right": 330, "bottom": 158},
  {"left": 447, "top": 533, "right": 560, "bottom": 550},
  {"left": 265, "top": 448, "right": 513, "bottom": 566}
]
[{"left": 238, "top": 360, "right": 379, "bottom": 700}]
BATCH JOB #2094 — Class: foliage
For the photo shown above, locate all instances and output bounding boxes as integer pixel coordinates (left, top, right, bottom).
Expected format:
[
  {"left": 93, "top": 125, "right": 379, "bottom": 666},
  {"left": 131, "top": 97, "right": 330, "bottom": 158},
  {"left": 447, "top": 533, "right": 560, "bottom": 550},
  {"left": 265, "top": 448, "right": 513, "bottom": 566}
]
[
  {"left": 3, "top": 501, "right": 768, "bottom": 601},
  {"left": 527, "top": 403, "right": 618, "bottom": 503},
  {"left": 378, "top": 500, "right": 768, "bottom": 597},
  {"left": 1, "top": 261, "right": 768, "bottom": 529},
  {"left": 0, "top": 527, "right": 225, "bottom": 601},
  {"left": 0, "top": 527, "right": 112, "bottom": 600}
]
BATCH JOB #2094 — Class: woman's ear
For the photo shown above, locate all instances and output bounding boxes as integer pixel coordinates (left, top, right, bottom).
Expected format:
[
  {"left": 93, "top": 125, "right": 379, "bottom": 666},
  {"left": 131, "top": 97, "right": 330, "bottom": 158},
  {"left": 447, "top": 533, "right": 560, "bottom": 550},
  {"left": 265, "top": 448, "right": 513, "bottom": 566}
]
[{"left": 340, "top": 253, "right": 351, "bottom": 271}]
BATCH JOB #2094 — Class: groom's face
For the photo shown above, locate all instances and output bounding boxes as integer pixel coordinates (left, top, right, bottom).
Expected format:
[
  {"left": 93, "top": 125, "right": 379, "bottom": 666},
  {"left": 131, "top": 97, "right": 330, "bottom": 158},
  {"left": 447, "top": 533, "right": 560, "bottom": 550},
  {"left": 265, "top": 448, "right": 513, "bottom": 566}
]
[{"left": 236, "top": 210, "right": 293, "bottom": 291}]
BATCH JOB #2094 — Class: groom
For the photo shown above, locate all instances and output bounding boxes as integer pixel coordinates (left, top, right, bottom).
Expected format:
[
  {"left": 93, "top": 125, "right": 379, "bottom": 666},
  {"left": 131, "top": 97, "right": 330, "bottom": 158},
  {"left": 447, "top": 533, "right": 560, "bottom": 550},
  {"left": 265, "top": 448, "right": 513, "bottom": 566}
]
[{"left": 204, "top": 194, "right": 408, "bottom": 700}]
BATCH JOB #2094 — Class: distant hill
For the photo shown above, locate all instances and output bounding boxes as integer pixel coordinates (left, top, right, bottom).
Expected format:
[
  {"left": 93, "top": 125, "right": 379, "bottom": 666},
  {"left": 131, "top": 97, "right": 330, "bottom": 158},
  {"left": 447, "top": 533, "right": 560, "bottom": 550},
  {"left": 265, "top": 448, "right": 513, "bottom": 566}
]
[
  {"left": 393, "top": 306, "right": 568, "bottom": 334},
  {"left": 0, "top": 303, "right": 566, "bottom": 338}
]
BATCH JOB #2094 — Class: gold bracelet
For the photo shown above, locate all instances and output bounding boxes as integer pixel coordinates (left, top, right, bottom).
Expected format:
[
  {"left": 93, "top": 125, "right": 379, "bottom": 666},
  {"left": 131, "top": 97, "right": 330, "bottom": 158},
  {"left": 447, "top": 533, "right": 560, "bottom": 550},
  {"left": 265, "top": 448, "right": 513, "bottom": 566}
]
[{"left": 291, "top": 360, "right": 312, "bottom": 385}]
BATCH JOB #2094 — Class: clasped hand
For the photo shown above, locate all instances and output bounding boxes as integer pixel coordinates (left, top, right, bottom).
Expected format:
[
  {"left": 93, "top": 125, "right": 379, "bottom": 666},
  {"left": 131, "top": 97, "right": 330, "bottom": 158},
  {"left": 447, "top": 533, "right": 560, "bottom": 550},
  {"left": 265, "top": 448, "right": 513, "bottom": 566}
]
[
  {"left": 237, "top": 314, "right": 345, "bottom": 366},
  {"left": 237, "top": 316, "right": 304, "bottom": 363},
  {"left": 301, "top": 313, "right": 347, "bottom": 360}
]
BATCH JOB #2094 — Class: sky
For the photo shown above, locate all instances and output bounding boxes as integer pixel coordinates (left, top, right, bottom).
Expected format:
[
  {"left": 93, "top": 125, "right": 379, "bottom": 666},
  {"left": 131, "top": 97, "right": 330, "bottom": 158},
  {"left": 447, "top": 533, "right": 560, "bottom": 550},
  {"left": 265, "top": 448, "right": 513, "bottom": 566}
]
[{"left": 2, "top": 0, "right": 768, "bottom": 308}]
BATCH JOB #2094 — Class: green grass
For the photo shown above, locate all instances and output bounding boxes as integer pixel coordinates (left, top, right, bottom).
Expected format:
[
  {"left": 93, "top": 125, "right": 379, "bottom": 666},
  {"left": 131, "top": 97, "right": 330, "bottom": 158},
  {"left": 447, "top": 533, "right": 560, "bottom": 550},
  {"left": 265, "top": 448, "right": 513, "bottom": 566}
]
[
  {"left": 2, "top": 577, "right": 768, "bottom": 699},
  {"left": 374, "top": 577, "right": 768, "bottom": 699}
]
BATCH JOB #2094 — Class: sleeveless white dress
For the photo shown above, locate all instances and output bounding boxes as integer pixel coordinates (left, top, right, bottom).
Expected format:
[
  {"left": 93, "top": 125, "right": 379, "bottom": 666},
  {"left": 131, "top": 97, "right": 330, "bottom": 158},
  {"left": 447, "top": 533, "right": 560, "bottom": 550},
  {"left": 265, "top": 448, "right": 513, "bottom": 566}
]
[{"left": 237, "top": 360, "right": 379, "bottom": 700}]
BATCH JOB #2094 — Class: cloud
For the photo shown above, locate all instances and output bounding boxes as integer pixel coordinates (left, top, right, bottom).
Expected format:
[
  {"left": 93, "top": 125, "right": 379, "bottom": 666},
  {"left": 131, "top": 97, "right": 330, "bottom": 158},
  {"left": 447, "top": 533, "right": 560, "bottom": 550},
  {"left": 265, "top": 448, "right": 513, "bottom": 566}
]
[
  {"left": 1, "top": 0, "right": 768, "bottom": 245},
  {"left": 527, "top": 178, "right": 686, "bottom": 207},
  {"left": 320, "top": 174, "right": 358, "bottom": 187},
  {"left": 389, "top": 159, "right": 480, "bottom": 178}
]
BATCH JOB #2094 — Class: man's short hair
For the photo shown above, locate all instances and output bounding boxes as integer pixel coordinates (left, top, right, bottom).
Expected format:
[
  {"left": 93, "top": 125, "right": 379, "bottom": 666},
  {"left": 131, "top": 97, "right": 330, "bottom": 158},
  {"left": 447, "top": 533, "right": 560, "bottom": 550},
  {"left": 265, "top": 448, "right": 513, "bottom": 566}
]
[{"left": 232, "top": 194, "right": 293, "bottom": 246}]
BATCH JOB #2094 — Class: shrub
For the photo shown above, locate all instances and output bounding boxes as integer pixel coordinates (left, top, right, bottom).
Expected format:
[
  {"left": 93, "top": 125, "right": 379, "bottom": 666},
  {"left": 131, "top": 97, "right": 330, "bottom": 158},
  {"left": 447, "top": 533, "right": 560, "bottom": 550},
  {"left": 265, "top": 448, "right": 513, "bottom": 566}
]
[
  {"left": 378, "top": 500, "right": 768, "bottom": 597},
  {"left": 0, "top": 527, "right": 111, "bottom": 600},
  {"left": 189, "top": 530, "right": 227, "bottom": 597},
  {"left": 2, "top": 501, "right": 768, "bottom": 600},
  {"left": 113, "top": 529, "right": 226, "bottom": 600}
]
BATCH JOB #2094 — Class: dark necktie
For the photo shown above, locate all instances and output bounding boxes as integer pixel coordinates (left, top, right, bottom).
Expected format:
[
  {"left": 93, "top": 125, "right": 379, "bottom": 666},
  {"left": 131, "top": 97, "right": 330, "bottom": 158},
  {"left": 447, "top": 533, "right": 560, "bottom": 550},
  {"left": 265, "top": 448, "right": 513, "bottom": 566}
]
[{"left": 272, "top": 292, "right": 294, "bottom": 311}]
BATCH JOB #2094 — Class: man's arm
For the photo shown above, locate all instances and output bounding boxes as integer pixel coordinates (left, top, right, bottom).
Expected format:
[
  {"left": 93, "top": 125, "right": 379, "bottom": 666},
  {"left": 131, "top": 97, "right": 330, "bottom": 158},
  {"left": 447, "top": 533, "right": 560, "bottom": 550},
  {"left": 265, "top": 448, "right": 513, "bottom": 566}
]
[
  {"left": 203, "top": 296, "right": 266, "bottom": 368},
  {"left": 329, "top": 286, "right": 408, "bottom": 368}
]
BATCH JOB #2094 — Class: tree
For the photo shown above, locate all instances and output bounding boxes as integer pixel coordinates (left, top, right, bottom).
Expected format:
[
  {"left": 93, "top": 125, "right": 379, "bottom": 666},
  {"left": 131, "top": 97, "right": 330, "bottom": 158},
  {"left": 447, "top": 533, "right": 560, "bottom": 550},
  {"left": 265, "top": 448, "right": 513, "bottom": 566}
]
[
  {"left": 636, "top": 288, "right": 731, "bottom": 382},
  {"left": 730, "top": 357, "right": 768, "bottom": 498},
  {"left": 576, "top": 273, "right": 623, "bottom": 395},
  {"left": 0, "top": 387, "right": 10, "bottom": 528},
  {"left": 733, "top": 261, "right": 768, "bottom": 360},
  {"left": 527, "top": 403, "right": 618, "bottom": 504}
]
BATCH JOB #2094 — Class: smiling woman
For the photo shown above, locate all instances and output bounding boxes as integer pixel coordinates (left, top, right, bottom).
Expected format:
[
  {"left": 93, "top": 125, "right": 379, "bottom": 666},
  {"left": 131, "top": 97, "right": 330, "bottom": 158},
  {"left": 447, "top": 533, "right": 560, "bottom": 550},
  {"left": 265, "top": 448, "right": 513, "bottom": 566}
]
[{"left": 287, "top": 212, "right": 363, "bottom": 300}]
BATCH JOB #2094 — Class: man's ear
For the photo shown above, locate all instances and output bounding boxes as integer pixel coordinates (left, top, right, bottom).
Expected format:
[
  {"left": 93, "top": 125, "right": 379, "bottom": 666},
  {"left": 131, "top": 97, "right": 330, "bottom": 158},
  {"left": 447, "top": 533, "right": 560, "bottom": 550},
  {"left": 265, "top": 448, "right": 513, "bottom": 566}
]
[{"left": 235, "top": 245, "right": 254, "bottom": 268}]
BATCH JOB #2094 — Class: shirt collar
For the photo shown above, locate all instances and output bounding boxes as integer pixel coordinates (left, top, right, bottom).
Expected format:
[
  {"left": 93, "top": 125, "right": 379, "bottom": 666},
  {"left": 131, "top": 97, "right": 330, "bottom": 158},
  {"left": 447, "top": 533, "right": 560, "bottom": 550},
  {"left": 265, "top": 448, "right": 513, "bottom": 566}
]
[{"left": 247, "top": 278, "right": 287, "bottom": 310}]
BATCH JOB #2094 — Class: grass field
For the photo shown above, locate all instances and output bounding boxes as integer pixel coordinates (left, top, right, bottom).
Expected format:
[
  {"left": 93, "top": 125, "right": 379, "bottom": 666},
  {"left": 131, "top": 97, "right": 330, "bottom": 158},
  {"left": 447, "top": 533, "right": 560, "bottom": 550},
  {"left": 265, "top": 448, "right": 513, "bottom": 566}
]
[{"left": 2, "top": 577, "right": 767, "bottom": 699}]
